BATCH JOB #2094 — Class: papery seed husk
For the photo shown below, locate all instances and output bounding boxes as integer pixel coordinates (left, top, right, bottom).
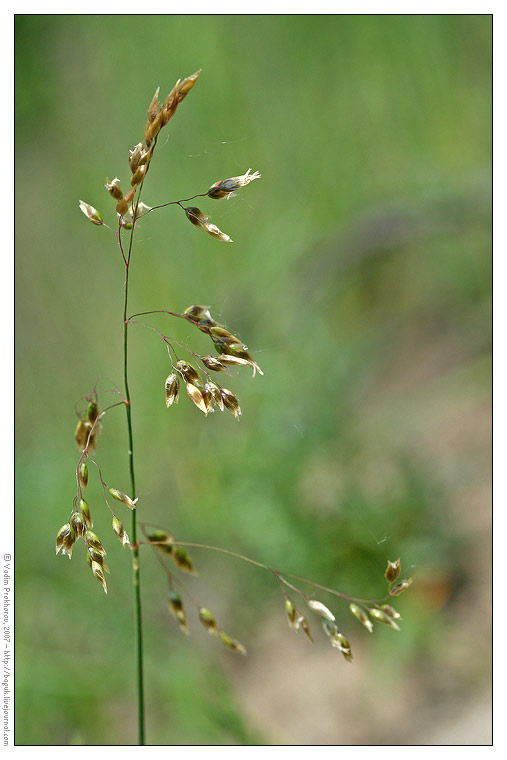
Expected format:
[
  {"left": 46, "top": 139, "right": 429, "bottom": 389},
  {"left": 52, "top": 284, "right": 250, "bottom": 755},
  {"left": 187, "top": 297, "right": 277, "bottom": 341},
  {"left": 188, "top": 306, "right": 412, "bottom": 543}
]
[
  {"left": 186, "top": 383, "right": 209, "bottom": 415},
  {"left": 113, "top": 515, "right": 130, "bottom": 548},
  {"left": 108, "top": 488, "right": 138, "bottom": 510},
  {"left": 299, "top": 616, "right": 314, "bottom": 643},
  {"left": 380, "top": 604, "right": 402, "bottom": 620},
  {"left": 79, "top": 497, "right": 93, "bottom": 528},
  {"left": 60, "top": 541, "right": 74, "bottom": 560},
  {"left": 322, "top": 619, "right": 353, "bottom": 657},
  {"left": 104, "top": 177, "right": 124, "bottom": 201},
  {"left": 285, "top": 599, "right": 299, "bottom": 630},
  {"left": 116, "top": 197, "right": 128, "bottom": 217},
  {"left": 178, "top": 69, "right": 201, "bottom": 97},
  {"left": 90, "top": 559, "right": 108, "bottom": 594},
  {"left": 285, "top": 599, "right": 311, "bottom": 639},
  {"left": 389, "top": 578, "right": 413, "bottom": 596},
  {"left": 88, "top": 547, "right": 108, "bottom": 568},
  {"left": 129, "top": 142, "right": 145, "bottom": 173},
  {"left": 130, "top": 165, "right": 147, "bottom": 187},
  {"left": 70, "top": 511, "right": 85, "bottom": 538},
  {"left": 79, "top": 200, "right": 103, "bottom": 225},
  {"left": 84, "top": 530, "right": 105, "bottom": 554},
  {"left": 56, "top": 523, "right": 74, "bottom": 555},
  {"left": 176, "top": 360, "right": 201, "bottom": 386},
  {"left": 165, "top": 373, "right": 180, "bottom": 407},
  {"left": 322, "top": 618, "right": 338, "bottom": 638},
  {"left": 74, "top": 419, "right": 91, "bottom": 450},
  {"left": 209, "top": 326, "right": 242, "bottom": 344},
  {"left": 161, "top": 80, "right": 182, "bottom": 123},
  {"left": 128, "top": 201, "right": 152, "bottom": 221},
  {"left": 146, "top": 86, "right": 160, "bottom": 124},
  {"left": 201, "top": 356, "right": 228, "bottom": 372},
  {"left": 206, "top": 381, "right": 224, "bottom": 410},
  {"left": 369, "top": 607, "right": 401, "bottom": 630},
  {"left": 203, "top": 222, "right": 233, "bottom": 243},
  {"left": 307, "top": 599, "right": 335, "bottom": 621},
  {"left": 207, "top": 169, "right": 261, "bottom": 199},
  {"left": 221, "top": 389, "right": 241, "bottom": 419},
  {"left": 55, "top": 523, "right": 70, "bottom": 546},
  {"left": 112, "top": 516, "right": 131, "bottom": 548},
  {"left": 385, "top": 558, "right": 401, "bottom": 583},
  {"left": 200, "top": 385, "right": 214, "bottom": 414},
  {"left": 349, "top": 603, "right": 374, "bottom": 632},
  {"left": 185, "top": 206, "right": 208, "bottom": 226},
  {"left": 78, "top": 461, "right": 88, "bottom": 490},
  {"left": 184, "top": 304, "right": 215, "bottom": 324},
  {"left": 225, "top": 342, "right": 254, "bottom": 361},
  {"left": 218, "top": 354, "right": 264, "bottom": 377}
]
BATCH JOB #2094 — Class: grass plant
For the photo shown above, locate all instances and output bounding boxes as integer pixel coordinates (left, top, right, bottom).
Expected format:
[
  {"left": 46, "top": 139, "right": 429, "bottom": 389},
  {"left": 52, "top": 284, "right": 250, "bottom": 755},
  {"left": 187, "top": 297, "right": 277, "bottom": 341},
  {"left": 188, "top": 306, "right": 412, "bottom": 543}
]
[{"left": 56, "top": 69, "right": 412, "bottom": 746}]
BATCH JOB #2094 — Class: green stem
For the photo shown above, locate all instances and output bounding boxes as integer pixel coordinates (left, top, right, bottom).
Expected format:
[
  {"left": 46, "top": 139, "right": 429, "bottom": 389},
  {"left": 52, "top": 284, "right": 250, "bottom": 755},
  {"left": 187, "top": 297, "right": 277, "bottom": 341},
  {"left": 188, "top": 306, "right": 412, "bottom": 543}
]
[{"left": 122, "top": 229, "right": 145, "bottom": 746}]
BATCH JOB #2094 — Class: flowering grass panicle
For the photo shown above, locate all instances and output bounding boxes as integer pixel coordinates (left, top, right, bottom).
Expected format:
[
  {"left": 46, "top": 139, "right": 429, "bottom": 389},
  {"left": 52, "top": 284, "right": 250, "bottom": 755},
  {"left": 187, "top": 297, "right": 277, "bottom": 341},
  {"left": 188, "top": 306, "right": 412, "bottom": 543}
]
[{"left": 57, "top": 69, "right": 411, "bottom": 745}]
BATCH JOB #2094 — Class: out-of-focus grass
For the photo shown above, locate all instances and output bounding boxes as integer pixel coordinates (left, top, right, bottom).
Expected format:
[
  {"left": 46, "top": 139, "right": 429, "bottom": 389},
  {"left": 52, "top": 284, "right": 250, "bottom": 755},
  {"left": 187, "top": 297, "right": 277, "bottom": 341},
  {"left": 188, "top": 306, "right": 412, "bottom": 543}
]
[{"left": 15, "top": 15, "right": 491, "bottom": 745}]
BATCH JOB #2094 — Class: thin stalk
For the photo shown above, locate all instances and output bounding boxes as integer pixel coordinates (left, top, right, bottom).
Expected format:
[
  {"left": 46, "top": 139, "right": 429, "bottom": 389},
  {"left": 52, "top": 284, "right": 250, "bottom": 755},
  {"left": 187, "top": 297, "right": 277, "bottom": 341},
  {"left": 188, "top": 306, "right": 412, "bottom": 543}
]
[{"left": 122, "top": 208, "right": 145, "bottom": 745}]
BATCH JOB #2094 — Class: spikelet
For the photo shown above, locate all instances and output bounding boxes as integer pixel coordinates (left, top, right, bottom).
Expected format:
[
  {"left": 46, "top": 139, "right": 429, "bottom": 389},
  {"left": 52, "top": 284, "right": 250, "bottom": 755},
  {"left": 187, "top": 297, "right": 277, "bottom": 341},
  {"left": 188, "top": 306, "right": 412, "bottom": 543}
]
[
  {"left": 176, "top": 360, "right": 201, "bottom": 386},
  {"left": 207, "top": 168, "right": 261, "bottom": 200},
  {"left": 168, "top": 591, "right": 189, "bottom": 635},
  {"left": 220, "top": 388, "right": 241, "bottom": 419},
  {"left": 385, "top": 558, "right": 401, "bottom": 583},
  {"left": 147, "top": 530, "right": 176, "bottom": 557},
  {"left": 349, "top": 603, "right": 374, "bottom": 633},
  {"left": 285, "top": 599, "right": 313, "bottom": 643},
  {"left": 70, "top": 511, "right": 85, "bottom": 538},
  {"left": 78, "top": 200, "right": 103, "bottom": 225},
  {"left": 369, "top": 608, "right": 401, "bottom": 631},
  {"left": 165, "top": 373, "right": 180, "bottom": 407},
  {"left": 322, "top": 620, "right": 353, "bottom": 662},
  {"left": 108, "top": 488, "right": 138, "bottom": 510},
  {"left": 78, "top": 461, "right": 88, "bottom": 491},
  {"left": 185, "top": 383, "right": 209, "bottom": 415},
  {"left": 55, "top": 522, "right": 76, "bottom": 559},
  {"left": 89, "top": 557, "right": 108, "bottom": 594},
  {"left": 199, "top": 608, "right": 220, "bottom": 636},
  {"left": 307, "top": 599, "right": 335, "bottom": 621},
  {"left": 219, "top": 631, "right": 247, "bottom": 656},
  {"left": 389, "top": 578, "right": 413, "bottom": 596},
  {"left": 112, "top": 516, "right": 131, "bottom": 548},
  {"left": 79, "top": 497, "right": 93, "bottom": 528}
]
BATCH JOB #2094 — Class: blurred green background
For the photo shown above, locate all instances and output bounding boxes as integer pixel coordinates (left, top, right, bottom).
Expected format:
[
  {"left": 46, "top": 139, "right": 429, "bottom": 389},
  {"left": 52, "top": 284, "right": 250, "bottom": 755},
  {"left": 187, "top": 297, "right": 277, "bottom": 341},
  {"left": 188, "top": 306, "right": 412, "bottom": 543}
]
[{"left": 15, "top": 14, "right": 492, "bottom": 745}]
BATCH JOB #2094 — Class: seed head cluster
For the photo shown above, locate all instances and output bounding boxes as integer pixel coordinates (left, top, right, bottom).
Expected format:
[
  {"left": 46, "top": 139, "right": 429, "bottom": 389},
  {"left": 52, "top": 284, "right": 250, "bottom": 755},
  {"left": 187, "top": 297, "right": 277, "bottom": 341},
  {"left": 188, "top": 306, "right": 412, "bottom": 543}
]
[
  {"left": 56, "top": 396, "right": 134, "bottom": 594},
  {"left": 282, "top": 557, "right": 412, "bottom": 662},
  {"left": 163, "top": 304, "right": 263, "bottom": 420}
]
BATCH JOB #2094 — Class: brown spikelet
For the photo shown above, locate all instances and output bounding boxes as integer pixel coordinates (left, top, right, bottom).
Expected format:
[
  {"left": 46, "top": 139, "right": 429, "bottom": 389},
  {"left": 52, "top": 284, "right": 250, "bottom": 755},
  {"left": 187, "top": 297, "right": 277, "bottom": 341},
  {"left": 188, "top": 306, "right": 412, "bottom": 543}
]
[
  {"left": 186, "top": 383, "right": 209, "bottom": 415},
  {"left": 385, "top": 558, "right": 401, "bottom": 583}
]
